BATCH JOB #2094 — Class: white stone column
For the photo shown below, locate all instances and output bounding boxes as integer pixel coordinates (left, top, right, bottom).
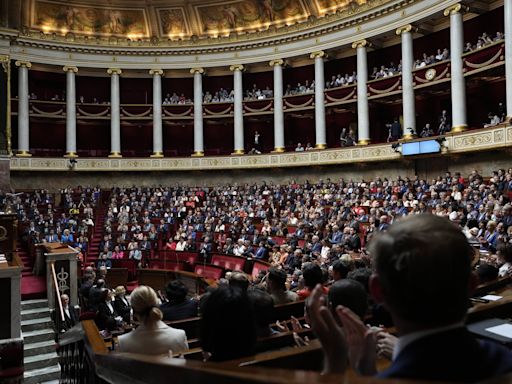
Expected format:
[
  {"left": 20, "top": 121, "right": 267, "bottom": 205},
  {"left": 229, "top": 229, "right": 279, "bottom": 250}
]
[
  {"left": 15, "top": 61, "right": 31, "bottom": 156},
  {"left": 310, "top": 51, "right": 327, "bottom": 149},
  {"left": 190, "top": 68, "right": 204, "bottom": 156},
  {"left": 107, "top": 68, "right": 122, "bottom": 157},
  {"left": 270, "top": 59, "right": 285, "bottom": 152},
  {"left": 149, "top": 69, "right": 164, "bottom": 157},
  {"left": 444, "top": 4, "right": 467, "bottom": 132},
  {"left": 352, "top": 40, "right": 370, "bottom": 144},
  {"left": 230, "top": 64, "right": 245, "bottom": 154},
  {"left": 63, "top": 66, "right": 78, "bottom": 157},
  {"left": 396, "top": 25, "right": 416, "bottom": 138},
  {"left": 505, "top": 0, "right": 512, "bottom": 120}
]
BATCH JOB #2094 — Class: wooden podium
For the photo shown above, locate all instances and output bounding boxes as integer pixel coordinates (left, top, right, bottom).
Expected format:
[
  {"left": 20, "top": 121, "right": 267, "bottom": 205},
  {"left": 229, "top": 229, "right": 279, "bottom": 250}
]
[{"left": 44, "top": 243, "right": 79, "bottom": 310}]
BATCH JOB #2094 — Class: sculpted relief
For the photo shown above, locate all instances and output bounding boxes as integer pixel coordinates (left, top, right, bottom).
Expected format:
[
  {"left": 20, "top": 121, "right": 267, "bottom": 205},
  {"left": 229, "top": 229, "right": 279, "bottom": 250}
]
[
  {"left": 32, "top": 0, "right": 149, "bottom": 37},
  {"left": 195, "top": 0, "right": 308, "bottom": 33}
]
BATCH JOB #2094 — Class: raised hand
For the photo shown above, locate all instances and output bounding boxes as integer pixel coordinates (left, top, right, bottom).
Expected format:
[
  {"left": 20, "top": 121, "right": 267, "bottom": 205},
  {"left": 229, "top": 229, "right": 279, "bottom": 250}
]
[{"left": 306, "top": 284, "right": 348, "bottom": 374}]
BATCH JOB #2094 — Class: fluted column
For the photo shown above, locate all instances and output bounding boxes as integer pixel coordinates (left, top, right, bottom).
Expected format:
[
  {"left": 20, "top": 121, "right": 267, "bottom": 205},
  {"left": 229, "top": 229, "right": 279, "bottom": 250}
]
[
  {"left": 352, "top": 40, "right": 370, "bottom": 145},
  {"left": 396, "top": 25, "right": 416, "bottom": 138},
  {"left": 444, "top": 4, "right": 467, "bottom": 132},
  {"left": 230, "top": 64, "right": 245, "bottom": 155},
  {"left": 107, "top": 68, "right": 122, "bottom": 157},
  {"left": 190, "top": 68, "right": 204, "bottom": 156},
  {"left": 270, "top": 59, "right": 285, "bottom": 152},
  {"left": 505, "top": 0, "right": 512, "bottom": 120},
  {"left": 63, "top": 66, "right": 78, "bottom": 158},
  {"left": 310, "top": 51, "right": 327, "bottom": 149},
  {"left": 149, "top": 69, "right": 164, "bottom": 157},
  {"left": 15, "top": 61, "right": 31, "bottom": 156}
]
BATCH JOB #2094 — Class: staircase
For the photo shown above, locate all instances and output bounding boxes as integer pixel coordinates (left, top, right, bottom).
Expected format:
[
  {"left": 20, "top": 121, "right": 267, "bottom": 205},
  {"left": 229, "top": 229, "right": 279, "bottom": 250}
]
[
  {"left": 21, "top": 299, "right": 60, "bottom": 384},
  {"left": 19, "top": 241, "right": 47, "bottom": 300},
  {"left": 87, "top": 205, "right": 108, "bottom": 264}
]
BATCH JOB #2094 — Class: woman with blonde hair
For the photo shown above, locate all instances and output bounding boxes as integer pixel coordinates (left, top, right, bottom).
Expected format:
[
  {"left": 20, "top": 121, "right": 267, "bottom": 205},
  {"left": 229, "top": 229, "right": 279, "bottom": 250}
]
[{"left": 117, "top": 285, "right": 188, "bottom": 355}]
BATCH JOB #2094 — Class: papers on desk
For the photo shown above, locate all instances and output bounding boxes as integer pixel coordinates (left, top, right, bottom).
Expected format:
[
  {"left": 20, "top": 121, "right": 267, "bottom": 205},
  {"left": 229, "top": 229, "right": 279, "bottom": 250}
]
[
  {"left": 481, "top": 294, "right": 503, "bottom": 301},
  {"left": 485, "top": 324, "right": 512, "bottom": 339}
]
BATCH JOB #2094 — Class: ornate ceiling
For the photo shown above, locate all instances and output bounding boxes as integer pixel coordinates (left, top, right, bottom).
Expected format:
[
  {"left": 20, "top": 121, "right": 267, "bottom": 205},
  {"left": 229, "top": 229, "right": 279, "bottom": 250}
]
[{"left": 22, "top": 0, "right": 380, "bottom": 40}]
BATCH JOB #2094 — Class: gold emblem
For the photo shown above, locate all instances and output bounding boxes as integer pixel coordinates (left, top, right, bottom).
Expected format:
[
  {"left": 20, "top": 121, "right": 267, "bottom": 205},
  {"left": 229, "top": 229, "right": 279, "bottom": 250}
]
[{"left": 425, "top": 68, "right": 436, "bottom": 81}]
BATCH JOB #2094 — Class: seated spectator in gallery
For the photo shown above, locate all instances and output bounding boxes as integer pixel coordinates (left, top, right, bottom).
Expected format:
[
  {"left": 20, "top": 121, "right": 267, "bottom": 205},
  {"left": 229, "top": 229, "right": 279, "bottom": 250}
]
[
  {"left": 307, "top": 214, "right": 512, "bottom": 381},
  {"left": 129, "top": 243, "right": 142, "bottom": 266},
  {"left": 118, "top": 285, "right": 188, "bottom": 355},
  {"left": 484, "top": 112, "right": 502, "bottom": 127},
  {"left": 295, "top": 143, "right": 305, "bottom": 152},
  {"left": 96, "top": 252, "right": 112, "bottom": 269},
  {"left": 61, "top": 229, "right": 74, "bottom": 244},
  {"left": 45, "top": 229, "right": 59, "bottom": 243},
  {"left": 305, "top": 142, "right": 314, "bottom": 151},
  {"left": 200, "top": 285, "right": 256, "bottom": 361},
  {"left": 420, "top": 123, "right": 434, "bottom": 138},
  {"left": 160, "top": 280, "right": 198, "bottom": 322},
  {"left": 266, "top": 267, "right": 299, "bottom": 305}
]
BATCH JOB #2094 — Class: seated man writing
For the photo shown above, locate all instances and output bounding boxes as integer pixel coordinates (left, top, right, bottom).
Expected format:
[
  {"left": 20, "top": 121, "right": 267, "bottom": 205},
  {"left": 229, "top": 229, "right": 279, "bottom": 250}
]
[{"left": 307, "top": 214, "right": 512, "bottom": 382}]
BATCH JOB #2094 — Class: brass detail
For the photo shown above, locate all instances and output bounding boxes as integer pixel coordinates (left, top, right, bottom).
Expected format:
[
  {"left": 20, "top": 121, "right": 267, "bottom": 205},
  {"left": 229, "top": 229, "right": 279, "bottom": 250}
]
[
  {"left": 357, "top": 139, "right": 370, "bottom": 145},
  {"left": 149, "top": 69, "right": 164, "bottom": 76},
  {"left": 443, "top": 3, "right": 462, "bottom": 16},
  {"left": 64, "top": 152, "right": 78, "bottom": 158},
  {"left": 229, "top": 64, "right": 244, "bottom": 72},
  {"left": 108, "top": 151, "right": 122, "bottom": 158},
  {"left": 309, "top": 51, "right": 326, "bottom": 59},
  {"left": 16, "top": 150, "right": 32, "bottom": 157},
  {"left": 272, "top": 147, "right": 286, "bottom": 153},
  {"left": 150, "top": 152, "right": 164, "bottom": 158},
  {"left": 63, "top": 66, "right": 78, "bottom": 73},
  {"left": 190, "top": 68, "right": 204, "bottom": 75},
  {"left": 231, "top": 149, "right": 245, "bottom": 155},
  {"left": 351, "top": 40, "right": 368, "bottom": 49},
  {"left": 107, "top": 68, "right": 122, "bottom": 75},
  {"left": 395, "top": 24, "right": 412, "bottom": 35},
  {"left": 269, "top": 59, "right": 284, "bottom": 67},
  {"left": 191, "top": 151, "right": 204, "bottom": 157},
  {"left": 450, "top": 125, "right": 467, "bottom": 133},
  {"left": 315, "top": 143, "right": 327, "bottom": 149}
]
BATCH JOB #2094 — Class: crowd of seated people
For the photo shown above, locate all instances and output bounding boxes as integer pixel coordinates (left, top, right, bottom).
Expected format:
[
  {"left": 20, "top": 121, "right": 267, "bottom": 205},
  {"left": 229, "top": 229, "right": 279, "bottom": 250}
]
[
  {"left": 244, "top": 84, "right": 273, "bottom": 100},
  {"left": 464, "top": 31, "right": 505, "bottom": 53},
  {"left": 203, "top": 88, "right": 234, "bottom": 103},
  {"left": 163, "top": 92, "right": 191, "bottom": 105},
  {"left": 0, "top": 187, "right": 100, "bottom": 261},
  {"left": 13, "top": 168, "right": 508, "bottom": 381},
  {"left": 284, "top": 80, "right": 315, "bottom": 96}
]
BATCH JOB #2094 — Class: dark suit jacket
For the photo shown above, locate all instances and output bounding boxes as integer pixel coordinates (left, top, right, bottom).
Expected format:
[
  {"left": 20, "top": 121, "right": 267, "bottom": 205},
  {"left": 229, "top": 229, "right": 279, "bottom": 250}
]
[
  {"left": 160, "top": 299, "right": 198, "bottom": 322},
  {"left": 113, "top": 297, "right": 131, "bottom": 323},
  {"left": 378, "top": 327, "right": 512, "bottom": 382},
  {"left": 97, "top": 301, "right": 119, "bottom": 330}
]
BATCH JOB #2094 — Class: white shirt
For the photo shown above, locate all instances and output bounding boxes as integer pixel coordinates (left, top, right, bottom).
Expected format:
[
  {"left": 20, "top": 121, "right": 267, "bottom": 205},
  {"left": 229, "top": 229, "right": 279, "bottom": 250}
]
[
  {"left": 499, "top": 262, "right": 511, "bottom": 277},
  {"left": 118, "top": 321, "right": 188, "bottom": 355}
]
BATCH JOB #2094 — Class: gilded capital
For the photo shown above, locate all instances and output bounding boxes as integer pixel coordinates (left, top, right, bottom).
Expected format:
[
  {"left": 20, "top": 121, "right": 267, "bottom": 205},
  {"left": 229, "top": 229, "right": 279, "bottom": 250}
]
[
  {"left": 149, "top": 69, "right": 164, "bottom": 76},
  {"left": 269, "top": 59, "right": 284, "bottom": 67},
  {"left": 229, "top": 64, "right": 244, "bottom": 72},
  {"left": 190, "top": 67, "right": 204, "bottom": 75},
  {"left": 0, "top": 55, "right": 9, "bottom": 63},
  {"left": 15, "top": 60, "right": 32, "bottom": 69},
  {"left": 63, "top": 66, "right": 78, "bottom": 73},
  {"left": 351, "top": 40, "right": 369, "bottom": 49},
  {"left": 107, "top": 68, "right": 122, "bottom": 75},
  {"left": 309, "top": 51, "right": 325, "bottom": 59},
  {"left": 396, "top": 24, "right": 413, "bottom": 35},
  {"left": 443, "top": 3, "right": 462, "bottom": 16}
]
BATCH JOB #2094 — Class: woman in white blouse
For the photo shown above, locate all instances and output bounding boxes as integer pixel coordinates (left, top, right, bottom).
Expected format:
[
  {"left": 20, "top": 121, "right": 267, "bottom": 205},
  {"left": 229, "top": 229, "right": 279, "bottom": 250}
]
[{"left": 117, "top": 285, "right": 188, "bottom": 355}]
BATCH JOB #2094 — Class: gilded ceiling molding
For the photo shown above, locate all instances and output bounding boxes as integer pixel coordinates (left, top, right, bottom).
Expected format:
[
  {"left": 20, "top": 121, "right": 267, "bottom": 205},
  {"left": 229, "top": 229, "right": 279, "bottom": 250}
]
[{"left": 4, "top": 0, "right": 414, "bottom": 54}]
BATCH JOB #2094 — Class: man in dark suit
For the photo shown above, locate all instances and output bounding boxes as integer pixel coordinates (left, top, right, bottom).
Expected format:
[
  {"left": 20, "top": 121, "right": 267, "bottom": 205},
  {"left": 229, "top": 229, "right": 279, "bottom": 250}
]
[
  {"left": 160, "top": 280, "right": 198, "bottom": 322},
  {"left": 58, "top": 294, "right": 79, "bottom": 332},
  {"left": 308, "top": 215, "right": 512, "bottom": 381}
]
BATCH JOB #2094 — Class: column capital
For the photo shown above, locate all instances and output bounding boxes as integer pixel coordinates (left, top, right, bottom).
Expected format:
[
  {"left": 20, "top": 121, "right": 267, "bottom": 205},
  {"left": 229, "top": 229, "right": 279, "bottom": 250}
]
[
  {"left": 309, "top": 51, "right": 326, "bottom": 59},
  {"left": 190, "top": 67, "right": 204, "bottom": 75},
  {"left": 149, "top": 69, "right": 164, "bottom": 76},
  {"left": 63, "top": 66, "right": 78, "bottom": 73},
  {"left": 351, "top": 40, "right": 369, "bottom": 49},
  {"left": 443, "top": 3, "right": 467, "bottom": 16},
  {"left": 269, "top": 59, "right": 284, "bottom": 67},
  {"left": 15, "top": 60, "right": 32, "bottom": 69},
  {"left": 107, "top": 68, "right": 122, "bottom": 75},
  {"left": 395, "top": 24, "right": 413, "bottom": 35},
  {"left": 229, "top": 64, "right": 244, "bottom": 72}
]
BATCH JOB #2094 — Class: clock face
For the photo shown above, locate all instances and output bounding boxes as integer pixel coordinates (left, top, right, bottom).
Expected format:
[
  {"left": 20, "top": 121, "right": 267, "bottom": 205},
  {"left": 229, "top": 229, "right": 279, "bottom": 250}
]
[{"left": 425, "top": 68, "right": 437, "bottom": 81}]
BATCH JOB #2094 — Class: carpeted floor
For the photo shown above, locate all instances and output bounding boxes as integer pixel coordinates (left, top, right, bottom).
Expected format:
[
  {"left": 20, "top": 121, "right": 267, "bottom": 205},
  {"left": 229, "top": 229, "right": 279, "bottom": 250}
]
[{"left": 21, "top": 275, "right": 47, "bottom": 300}]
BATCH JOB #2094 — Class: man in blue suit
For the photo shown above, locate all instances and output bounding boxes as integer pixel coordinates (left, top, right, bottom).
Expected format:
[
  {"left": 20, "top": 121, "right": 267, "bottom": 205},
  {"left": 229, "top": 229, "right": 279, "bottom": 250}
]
[{"left": 308, "top": 214, "right": 512, "bottom": 382}]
